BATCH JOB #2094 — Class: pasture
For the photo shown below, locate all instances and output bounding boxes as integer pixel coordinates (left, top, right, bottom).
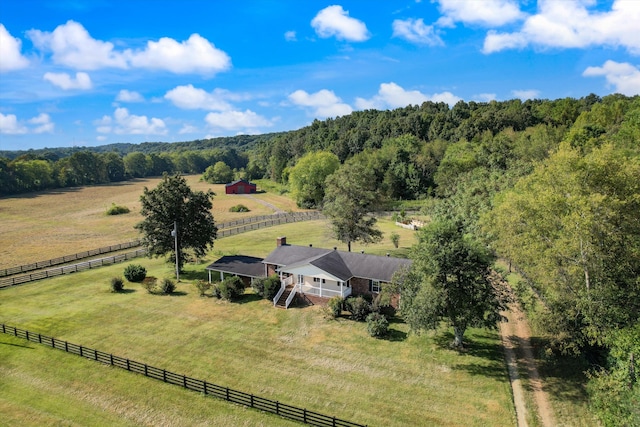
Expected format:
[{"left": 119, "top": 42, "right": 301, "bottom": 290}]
[
  {"left": 0, "top": 176, "right": 300, "bottom": 267},
  {"left": 1, "top": 178, "right": 518, "bottom": 426}
]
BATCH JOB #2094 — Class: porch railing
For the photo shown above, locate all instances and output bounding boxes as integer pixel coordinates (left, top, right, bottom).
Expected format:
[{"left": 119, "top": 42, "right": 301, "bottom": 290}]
[
  {"left": 273, "top": 283, "right": 285, "bottom": 306},
  {"left": 284, "top": 284, "right": 298, "bottom": 309},
  {"left": 300, "top": 285, "right": 352, "bottom": 299}
]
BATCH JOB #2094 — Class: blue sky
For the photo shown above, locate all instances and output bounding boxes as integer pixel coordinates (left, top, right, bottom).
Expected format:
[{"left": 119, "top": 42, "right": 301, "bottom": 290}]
[{"left": 1, "top": 0, "right": 639, "bottom": 151}]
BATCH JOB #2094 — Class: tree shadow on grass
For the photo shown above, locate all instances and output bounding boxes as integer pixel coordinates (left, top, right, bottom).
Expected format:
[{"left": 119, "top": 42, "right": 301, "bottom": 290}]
[
  {"left": 179, "top": 269, "right": 208, "bottom": 281},
  {"left": 236, "top": 293, "right": 263, "bottom": 304},
  {"left": 434, "top": 330, "right": 509, "bottom": 380},
  {"left": 115, "top": 289, "right": 136, "bottom": 294},
  {"left": 381, "top": 328, "right": 408, "bottom": 342},
  {"left": 528, "top": 336, "right": 590, "bottom": 405}
]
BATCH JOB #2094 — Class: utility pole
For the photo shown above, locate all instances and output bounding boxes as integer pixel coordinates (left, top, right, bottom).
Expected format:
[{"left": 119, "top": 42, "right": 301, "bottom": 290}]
[{"left": 171, "top": 221, "right": 179, "bottom": 281}]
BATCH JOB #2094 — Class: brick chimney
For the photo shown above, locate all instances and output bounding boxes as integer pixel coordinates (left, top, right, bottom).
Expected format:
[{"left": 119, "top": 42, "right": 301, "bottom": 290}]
[{"left": 277, "top": 236, "right": 287, "bottom": 247}]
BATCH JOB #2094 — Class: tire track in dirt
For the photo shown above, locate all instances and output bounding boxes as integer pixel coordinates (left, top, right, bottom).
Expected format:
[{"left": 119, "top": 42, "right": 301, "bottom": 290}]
[{"left": 501, "top": 299, "right": 556, "bottom": 427}]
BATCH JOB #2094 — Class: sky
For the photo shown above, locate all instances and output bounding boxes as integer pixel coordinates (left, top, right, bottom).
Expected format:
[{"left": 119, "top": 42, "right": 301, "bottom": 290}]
[{"left": 1, "top": 0, "right": 639, "bottom": 152}]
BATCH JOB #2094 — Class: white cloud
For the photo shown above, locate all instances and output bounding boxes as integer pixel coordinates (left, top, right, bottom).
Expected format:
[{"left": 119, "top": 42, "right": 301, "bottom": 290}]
[
  {"left": 28, "top": 113, "right": 55, "bottom": 134},
  {"left": 179, "top": 124, "right": 199, "bottom": 134},
  {"left": 511, "top": 89, "right": 540, "bottom": 100},
  {"left": 96, "top": 135, "right": 107, "bottom": 141},
  {"left": 0, "top": 112, "right": 55, "bottom": 134},
  {"left": 27, "top": 20, "right": 231, "bottom": 74},
  {"left": 355, "top": 82, "right": 461, "bottom": 109},
  {"left": 436, "top": 0, "right": 524, "bottom": 27},
  {"left": 164, "top": 85, "right": 232, "bottom": 111},
  {"left": 43, "top": 71, "right": 92, "bottom": 90},
  {"left": 288, "top": 89, "right": 353, "bottom": 118},
  {"left": 28, "top": 20, "right": 127, "bottom": 70},
  {"left": 95, "top": 107, "right": 167, "bottom": 135},
  {"left": 285, "top": 31, "right": 297, "bottom": 41},
  {"left": 311, "top": 5, "right": 370, "bottom": 42},
  {"left": 0, "top": 113, "right": 28, "bottom": 134},
  {"left": 583, "top": 60, "right": 640, "bottom": 95},
  {"left": 483, "top": 0, "right": 640, "bottom": 54},
  {"left": 0, "top": 24, "right": 30, "bottom": 72},
  {"left": 474, "top": 93, "right": 498, "bottom": 102},
  {"left": 128, "top": 34, "right": 231, "bottom": 74},
  {"left": 392, "top": 18, "right": 443, "bottom": 46},
  {"left": 205, "top": 110, "right": 272, "bottom": 131},
  {"left": 116, "top": 90, "right": 144, "bottom": 102}
]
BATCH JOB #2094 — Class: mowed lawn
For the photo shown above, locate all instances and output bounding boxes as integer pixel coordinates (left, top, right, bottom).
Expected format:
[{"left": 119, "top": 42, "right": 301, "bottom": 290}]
[
  {"left": 0, "top": 176, "right": 302, "bottom": 267},
  {"left": 0, "top": 225, "right": 515, "bottom": 427}
]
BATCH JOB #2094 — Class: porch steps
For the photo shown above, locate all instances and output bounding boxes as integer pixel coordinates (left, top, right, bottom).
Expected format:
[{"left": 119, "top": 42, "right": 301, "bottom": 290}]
[{"left": 275, "top": 285, "right": 294, "bottom": 308}]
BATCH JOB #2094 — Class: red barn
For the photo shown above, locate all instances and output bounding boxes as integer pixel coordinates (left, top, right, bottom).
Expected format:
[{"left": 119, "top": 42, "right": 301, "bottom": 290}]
[{"left": 225, "top": 179, "right": 257, "bottom": 194}]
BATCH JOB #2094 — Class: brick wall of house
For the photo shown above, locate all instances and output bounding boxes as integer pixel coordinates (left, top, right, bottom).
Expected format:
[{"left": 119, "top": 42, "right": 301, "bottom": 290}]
[
  {"left": 266, "top": 264, "right": 277, "bottom": 276},
  {"left": 350, "top": 277, "right": 371, "bottom": 296}
]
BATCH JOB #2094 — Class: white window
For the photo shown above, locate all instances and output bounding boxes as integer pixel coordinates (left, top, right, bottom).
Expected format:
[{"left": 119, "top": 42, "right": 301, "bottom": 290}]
[
  {"left": 370, "top": 280, "right": 381, "bottom": 293},
  {"left": 297, "top": 274, "right": 304, "bottom": 284},
  {"left": 313, "top": 277, "right": 326, "bottom": 284}
]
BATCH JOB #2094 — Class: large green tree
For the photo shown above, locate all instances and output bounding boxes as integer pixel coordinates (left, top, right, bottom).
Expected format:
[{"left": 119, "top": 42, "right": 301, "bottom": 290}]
[
  {"left": 202, "top": 161, "right": 234, "bottom": 184},
  {"left": 322, "top": 160, "right": 382, "bottom": 252},
  {"left": 400, "top": 220, "right": 506, "bottom": 348},
  {"left": 136, "top": 173, "right": 217, "bottom": 270},
  {"left": 484, "top": 142, "right": 640, "bottom": 351},
  {"left": 289, "top": 151, "right": 340, "bottom": 208}
]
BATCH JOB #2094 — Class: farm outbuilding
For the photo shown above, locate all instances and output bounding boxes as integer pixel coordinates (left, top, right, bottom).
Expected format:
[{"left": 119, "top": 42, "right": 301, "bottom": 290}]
[{"left": 225, "top": 179, "right": 257, "bottom": 194}]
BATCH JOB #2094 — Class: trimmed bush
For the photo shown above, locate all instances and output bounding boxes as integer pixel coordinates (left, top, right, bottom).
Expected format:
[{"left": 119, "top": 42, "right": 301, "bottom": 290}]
[
  {"left": 327, "top": 296, "right": 344, "bottom": 319},
  {"left": 159, "top": 278, "right": 176, "bottom": 294},
  {"left": 229, "top": 204, "right": 250, "bottom": 212},
  {"left": 110, "top": 276, "right": 125, "bottom": 293},
  {"left": 251, "top": 274, "right": 280, "bottom": 300},
  {"left": 366, "top": 312, "right": 389, "bottom": 337},
  {"left": 141, "top": 276, "right": 157, "bottom": 293},
  {"left": 390, "top": 232, "right": 400, "bottom": 248},
  {"left": 124, "top": 264, "right": 147, "bottom": 282},
  {"left": 213, "top": 276, "right": 245, "bottom": 301},
  {"left": 345, "top": 296, "right": 372, "bottom": 321},
  {"left": 106, "top": 203, "right": 130, "bottom": 215},
  {"left": 195, "top": 280, "right": 211, "bottom": 297}
]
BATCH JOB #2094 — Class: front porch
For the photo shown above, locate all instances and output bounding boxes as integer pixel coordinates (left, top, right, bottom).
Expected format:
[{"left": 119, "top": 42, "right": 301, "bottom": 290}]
[{"left": 273, "top": 273, "right": 352, "bottom": 309}]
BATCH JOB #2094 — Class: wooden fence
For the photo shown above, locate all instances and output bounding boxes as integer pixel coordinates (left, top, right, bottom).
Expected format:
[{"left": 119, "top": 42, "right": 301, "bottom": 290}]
[
  {"left": 218, "top": 211, "right": 325, "bottom": 238},
  {"left": 0, "top": 249, "right": 147, "bottom": 289},
  {"left": 0, "top": 324, "right": 366, "bottom": 427},
  {"left": 0, "top": 240, "right": 142, "bottom": 277},
  {"left": 0, "top": 211, "right": 325, "bottom": 289}
]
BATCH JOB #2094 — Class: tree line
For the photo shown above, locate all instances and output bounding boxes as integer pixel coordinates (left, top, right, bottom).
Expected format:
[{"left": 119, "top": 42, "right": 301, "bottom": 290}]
[{"left": 0, "top": 148, "right": 251, "bottom": 195}]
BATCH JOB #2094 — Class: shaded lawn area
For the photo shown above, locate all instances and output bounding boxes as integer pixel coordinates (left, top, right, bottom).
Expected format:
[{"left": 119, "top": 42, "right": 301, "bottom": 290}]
[{"left": 0, "top": 255, "right": 514, "bottom": 427}]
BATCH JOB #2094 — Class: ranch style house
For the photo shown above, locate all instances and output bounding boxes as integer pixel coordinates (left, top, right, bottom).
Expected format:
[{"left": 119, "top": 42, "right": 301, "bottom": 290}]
[{"left": 206, "top": 237, "right": 412, "bottom": 309}]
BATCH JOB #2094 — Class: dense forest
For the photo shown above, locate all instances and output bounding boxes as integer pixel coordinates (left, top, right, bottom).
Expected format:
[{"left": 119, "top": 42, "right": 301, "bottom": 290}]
[{"left": 1, "top": 94, "right": 638, "bottom": 424}]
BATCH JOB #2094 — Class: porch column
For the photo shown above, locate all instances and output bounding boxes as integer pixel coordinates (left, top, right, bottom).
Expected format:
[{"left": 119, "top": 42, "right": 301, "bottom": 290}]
[
  {"left": 208, "top": 270, "right": 211, "bottom": 283},
  {"left": 320, "top": 280, "right": 323, "bottom": 298},
  {"left": 340, "top": 281, "right": 343, "bottom": 297}
]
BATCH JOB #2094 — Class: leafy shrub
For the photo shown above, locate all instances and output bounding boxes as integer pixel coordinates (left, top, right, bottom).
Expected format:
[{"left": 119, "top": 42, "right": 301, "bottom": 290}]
[
  {"left": 251, "top": 274, "right": 280, "bottom": 300},
  {"left": 124, "top": 264, "right": 147, "bottom": 282},
  {"left": 106, "top": 203, "right": 130, "bottom": 215},
  {"left": 213, "top": 276, "right": 245, "bottom": 301},
  {"left": 390, "top": 232, "right": 400, "bottom": 248},
  {"left": 110, "top": 276, "right": 125, "bottom": 292},
  {"left": 159, "top": 278, "right": 176, "bottom": 294},
  {"left": 327, "top": 296, "right": 344, "bottom": 319},
  {"left": 229, "top": 204, "right": 250, "bottom": 212},
  {"left": 141, "top": 276, "right": 157, "bottom": 293},
  {"left": 366, "top": 312, "right": 389, "bottom": 337},
  {"left": 195, "top": 280, "right": 211, "bottom": 297},
  {"left": 345, "top": 296, "right": 372, "bottom": 321}
]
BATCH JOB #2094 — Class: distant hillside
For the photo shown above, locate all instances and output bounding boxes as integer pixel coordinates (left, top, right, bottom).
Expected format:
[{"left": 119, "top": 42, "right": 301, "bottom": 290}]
[{"left": 0, "top": 132, "right": 284, "bottom": 161}]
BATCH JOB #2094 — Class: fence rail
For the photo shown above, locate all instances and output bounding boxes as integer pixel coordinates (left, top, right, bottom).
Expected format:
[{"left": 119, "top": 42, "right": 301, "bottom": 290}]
[
  {"left": 0, "top": 249, "right": 147, "bottom": 289},
  {"left": 0, "top": 324, "right": 365, "bottom": 427},
  {"left": 0, "top": 240, "right": 142, "bottom": 277},
  {"left": 0, "top": 211, "right": 325, "bottom": 289}
]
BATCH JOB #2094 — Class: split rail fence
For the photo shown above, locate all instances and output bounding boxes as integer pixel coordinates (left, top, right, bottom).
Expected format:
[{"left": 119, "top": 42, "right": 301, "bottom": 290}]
[
  {"left": 0, "top": 249, "right": 147, "bottom": 289},
  {"left": 0, "top": 211, "right": 324, "bottom": 289},
  {"left": 0, "top": 240, "right": 142, "bottom": 277},
  {"left": 0, "top": 324, "right": 366, "bottom": 427}
]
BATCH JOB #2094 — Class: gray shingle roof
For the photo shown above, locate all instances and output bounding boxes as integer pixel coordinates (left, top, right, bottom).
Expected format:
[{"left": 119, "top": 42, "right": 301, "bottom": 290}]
[
  {"left": 263, "top": 244, "right": 411, "bottom": 282},
  {"left": 205, "top": 255, "right": 266, "bottom": 278}
]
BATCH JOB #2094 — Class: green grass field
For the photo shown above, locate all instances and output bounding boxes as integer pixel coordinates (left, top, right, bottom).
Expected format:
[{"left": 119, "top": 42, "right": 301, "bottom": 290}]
[{"left": 1, "top": 223, "right": 515, "bottom": 426}]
